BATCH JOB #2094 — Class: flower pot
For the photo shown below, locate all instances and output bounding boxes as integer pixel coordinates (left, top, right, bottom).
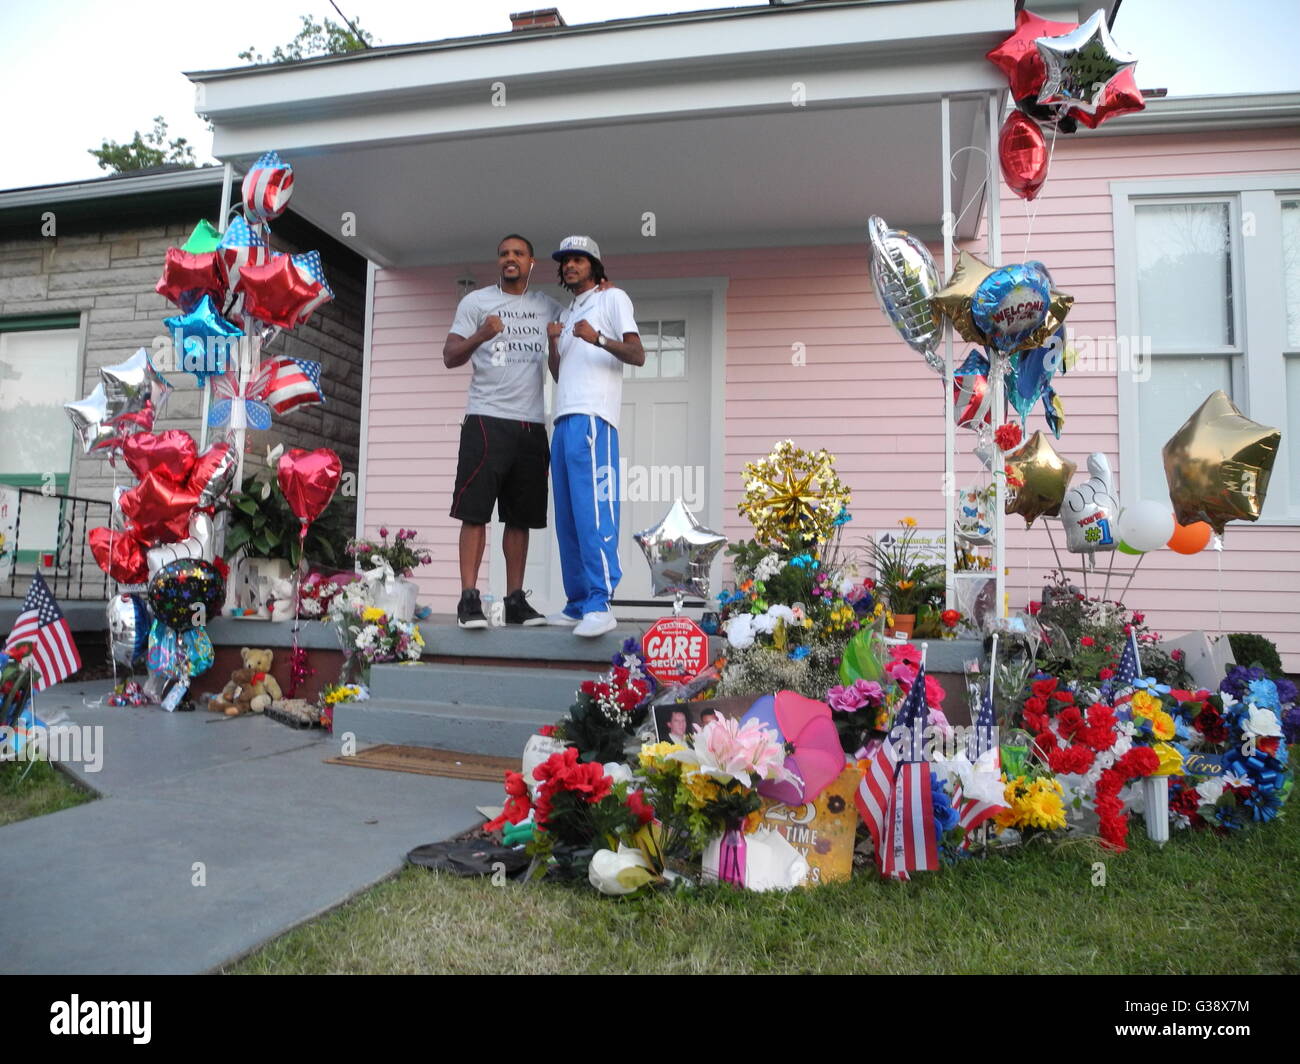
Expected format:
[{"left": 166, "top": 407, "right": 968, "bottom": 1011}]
[
  {"left": 372, "top": 576, "right": 419, "bottom": 622},
  {"left": 235, "top": 556, "right": 292, "bottom": 619},
  {"left": 890, "top": 613, "right": 916, "bottom": 639}
]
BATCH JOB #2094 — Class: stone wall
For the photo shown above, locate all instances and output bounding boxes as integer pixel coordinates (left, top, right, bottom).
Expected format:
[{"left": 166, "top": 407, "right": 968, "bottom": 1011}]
[{"left": 0, "top": 207, "right": 365, "bottom": 505}]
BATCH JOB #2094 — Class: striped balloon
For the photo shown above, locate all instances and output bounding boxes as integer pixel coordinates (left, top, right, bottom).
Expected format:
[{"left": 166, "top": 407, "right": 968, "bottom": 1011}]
[
  {"left": 217, "top": 215, "right": 271, "bottom": 294},
  {"left": 241, "top": 151, "right": 294, "bottom": 223}
]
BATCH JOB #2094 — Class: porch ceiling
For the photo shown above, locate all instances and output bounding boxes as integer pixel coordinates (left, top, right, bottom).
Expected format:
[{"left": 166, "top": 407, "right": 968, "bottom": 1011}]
[{"left": 191, "top": 0, "right": 1011, "bottom": 266}]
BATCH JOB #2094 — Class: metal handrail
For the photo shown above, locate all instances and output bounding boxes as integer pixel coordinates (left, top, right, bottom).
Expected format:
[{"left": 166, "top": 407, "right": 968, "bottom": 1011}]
[{"left": 0, "top": 486, "right": 113, "bottom": 601}]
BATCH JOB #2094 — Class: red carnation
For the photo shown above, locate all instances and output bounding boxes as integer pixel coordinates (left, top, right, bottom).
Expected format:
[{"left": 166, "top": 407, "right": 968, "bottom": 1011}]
[
  {"left": 1116, "top": 746, "right": 1159, "bottom": 780},
  {"left": 1080, "top": 636, "right": 1095, "bottom": 647},
  {"left": 1098, "top": 667, "right": 1115, "bottom": 681},
  {"left": 539, "top": 724, "right": 557, "bottom": 737},
  {"left": 1023, "top": 710, "right": 1049, "bottom": 735},
  {"left": 1027, "top": 599, "right": 1041, "bottom": 616},
  {"left": 1057, "top": 706, "right": 1084, "bottom": 738},
  {"left": 1051, "top": 690, "right": 1074, "bottom": 705},
  {"left": 1031, "top": 678, "right": 1057, "bottom": 698},
  {"left": 1034, "top": 730, "right": 1058, "bottom": 754},
  {"left": 627, "top": 789, "right": 655, "bottom": 826},
  {"left": 1049, "top": 744, "right": 1094, "bottom": 776},
  {"left": 1024, "top": 695, "right": 1049, "bottom": 715},
  {"left": 995, "top": 423, "right": 1022, "bottom": 450}
]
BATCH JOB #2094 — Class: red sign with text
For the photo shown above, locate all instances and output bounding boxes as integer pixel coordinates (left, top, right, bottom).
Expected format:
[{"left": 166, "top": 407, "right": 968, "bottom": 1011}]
[{"left": 642, "top": 617, "right": 709, "bottom": 686}]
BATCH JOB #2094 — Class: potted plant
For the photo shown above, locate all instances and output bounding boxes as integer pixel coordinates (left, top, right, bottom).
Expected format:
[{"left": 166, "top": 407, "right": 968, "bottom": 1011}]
[
  {"left": 221, "top": 451, "right": 353, "bottom": 618},
  {"left": 345, "top": 527, "right": 432, "bottom": 622},
  {"left": 864, "top": 518, "right": 944, "bottom": 638}
]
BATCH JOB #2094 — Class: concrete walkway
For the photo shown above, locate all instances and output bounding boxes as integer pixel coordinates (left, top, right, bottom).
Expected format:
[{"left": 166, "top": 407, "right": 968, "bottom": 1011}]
[{"left": 0, "top": 680, "right": 500, "bottom": 974}]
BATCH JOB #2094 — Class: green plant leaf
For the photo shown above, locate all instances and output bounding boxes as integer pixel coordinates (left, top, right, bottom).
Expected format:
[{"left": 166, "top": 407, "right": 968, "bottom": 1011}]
[
  {"left": 839, "top": 628, "right": 885, "bottom": 685},
  {"left": 234, "top": 496, "right": 259, "bottom": 516}
]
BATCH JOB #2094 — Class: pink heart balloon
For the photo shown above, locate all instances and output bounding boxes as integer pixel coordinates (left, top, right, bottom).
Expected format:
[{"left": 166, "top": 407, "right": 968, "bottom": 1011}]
[{"left": 277, "top": 448, "right": 342, "bottom": 532}]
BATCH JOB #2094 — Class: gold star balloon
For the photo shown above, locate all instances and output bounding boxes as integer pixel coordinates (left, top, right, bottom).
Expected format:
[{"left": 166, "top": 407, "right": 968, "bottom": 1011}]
[
  {"left": 1162, "top": 390, "right": 1280, "bottom": 535},
  {"left": 931, "top": 251, "right": 1073, "bottom": 354},
  {"left": 738, "top": 439, "right": 851, "bottom": 548},
  {"left": 1004, "top": 430, "right": 1076, "bottom": 527}
]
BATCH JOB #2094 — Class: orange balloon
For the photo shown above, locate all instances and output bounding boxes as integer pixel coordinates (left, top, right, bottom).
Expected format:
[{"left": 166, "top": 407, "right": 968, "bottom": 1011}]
[{"left": 1167, "top": 520, "right": 1212, "bottom": 555}]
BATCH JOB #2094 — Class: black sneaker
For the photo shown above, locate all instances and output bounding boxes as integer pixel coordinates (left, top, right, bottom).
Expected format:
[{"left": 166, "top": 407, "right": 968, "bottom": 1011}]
[
  {"left": 457, "top": 589, "right": 488, "bottom": 629},
  {"left": 505, "top": 588, "right": 547, "bottom": 627}
]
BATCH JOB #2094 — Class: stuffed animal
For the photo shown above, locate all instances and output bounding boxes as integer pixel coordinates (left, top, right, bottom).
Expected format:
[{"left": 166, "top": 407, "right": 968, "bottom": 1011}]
[
  {"left": 267, "top": 577, "right": 296, "bottom": 622},
  {"left": 209, "top": 647, "right": 283, "bottom": 716}
]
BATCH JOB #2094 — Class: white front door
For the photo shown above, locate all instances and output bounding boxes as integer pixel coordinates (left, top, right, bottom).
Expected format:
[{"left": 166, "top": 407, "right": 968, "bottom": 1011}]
[{"left": 510, "top": 288, "right": 718, "bottom": 620}]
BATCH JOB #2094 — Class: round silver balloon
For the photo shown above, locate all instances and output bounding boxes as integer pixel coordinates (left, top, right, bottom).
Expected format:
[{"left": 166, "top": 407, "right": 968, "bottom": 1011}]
[
  {"left": 868, "top": 215, "right": 943, "bottom": 373},
  {"left": 633, "top": 498, "right": 727, "bottom": 600},
  {"left": 107, "top": 592, "right": 150, "bottom": 668},
  {"left": 101, "top": 348, "right": 173, "bottom": 419}
]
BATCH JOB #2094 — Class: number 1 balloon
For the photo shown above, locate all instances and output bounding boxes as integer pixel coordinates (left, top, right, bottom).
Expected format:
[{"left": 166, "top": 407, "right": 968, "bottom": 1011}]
[{"left": 1060, "top": 452, "right": 1118, "bottom": 555}]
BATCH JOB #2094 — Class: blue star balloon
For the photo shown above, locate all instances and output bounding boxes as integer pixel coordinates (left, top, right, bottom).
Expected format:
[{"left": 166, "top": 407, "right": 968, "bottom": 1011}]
[{"left": 163, "top": 294, "right": 243, "bottom": 385}]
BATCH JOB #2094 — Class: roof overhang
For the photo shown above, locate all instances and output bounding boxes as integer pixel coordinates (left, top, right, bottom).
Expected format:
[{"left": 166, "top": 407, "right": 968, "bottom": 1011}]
[{"left": 189, "top": 0, "right": 1027, "bottom": 266}]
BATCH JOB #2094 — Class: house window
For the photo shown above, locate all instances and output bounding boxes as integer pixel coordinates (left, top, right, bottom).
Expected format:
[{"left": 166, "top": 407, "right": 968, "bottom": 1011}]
[
  {"left": 1115, "top": 177, "right": 1300, "bottom": 521},
  {"left": 1283, "top": 199, "right": 1300, "bottom": 506},
  {"left": 0, "top": 315, "right": 81, "bottom": 562},
  {"left": 625, "top": 320, "right": 686, "bottom": 379}
]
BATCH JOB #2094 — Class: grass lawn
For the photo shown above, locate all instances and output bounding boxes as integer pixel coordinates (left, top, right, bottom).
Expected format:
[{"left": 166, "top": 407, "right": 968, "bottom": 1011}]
[
  {"left": 232, "top": 811, "right": 1300, "bottom": 975},
  {"left": 0, "top": 759, "right": 95, "bottom": 827}
]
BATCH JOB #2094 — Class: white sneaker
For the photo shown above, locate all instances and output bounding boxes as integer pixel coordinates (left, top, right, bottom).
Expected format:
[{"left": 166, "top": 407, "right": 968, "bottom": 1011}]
[
  {"left": 574, "top": 610, "right": 617, "bottom": 638},
  {"left": 546, "top": 612, "right": 580, "bottom": 627}
]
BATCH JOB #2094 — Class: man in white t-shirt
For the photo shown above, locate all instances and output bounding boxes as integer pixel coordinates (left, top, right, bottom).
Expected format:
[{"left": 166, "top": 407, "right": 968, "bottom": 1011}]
[
  {"left": 545, "top": 236, "right": 644, "bottom": 638},
  {"left": 443, "top": 234, "right": 564, "bottom": 629}
]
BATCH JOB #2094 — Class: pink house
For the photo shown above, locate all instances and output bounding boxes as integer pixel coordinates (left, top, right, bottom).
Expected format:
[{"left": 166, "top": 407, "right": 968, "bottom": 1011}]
[{"left": 190, "top": 2, "right": 1300, "bottom": 668}]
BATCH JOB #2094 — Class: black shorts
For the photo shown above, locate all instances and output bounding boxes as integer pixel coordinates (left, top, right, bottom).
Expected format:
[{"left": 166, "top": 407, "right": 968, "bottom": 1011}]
[{"left": 449, "top": 414, "right": 550, "bottom": 528}]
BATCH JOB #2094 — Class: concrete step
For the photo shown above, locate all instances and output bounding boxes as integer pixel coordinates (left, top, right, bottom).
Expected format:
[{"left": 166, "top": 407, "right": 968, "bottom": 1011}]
[
  {"left": 419, "top": 615, "right": 657, "bottom": 664},
  {"left": 332, "top": 697, "right": 557, "bottom": 757},
  {"left": 368, "top": 661, "right": 597, "bottom": 712}
]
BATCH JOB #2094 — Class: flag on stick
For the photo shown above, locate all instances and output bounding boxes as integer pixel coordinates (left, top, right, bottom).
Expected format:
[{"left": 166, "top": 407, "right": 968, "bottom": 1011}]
[{"left": 3, "top": 573, "right": 81, "bottom": 693}]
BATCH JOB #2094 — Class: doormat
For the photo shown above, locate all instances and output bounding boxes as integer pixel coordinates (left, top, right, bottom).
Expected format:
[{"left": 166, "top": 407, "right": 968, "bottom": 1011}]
[{"left": 324, "top": 744, "right": 519, "bottom": 781}]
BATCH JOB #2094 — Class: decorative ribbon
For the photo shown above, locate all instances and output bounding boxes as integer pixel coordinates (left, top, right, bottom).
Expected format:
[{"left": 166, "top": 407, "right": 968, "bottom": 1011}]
[
  {"left": 362, "top": 555, "right": 397, "bottom": 595},
  {"left": 718, "top": 820, "right": 747, "bottom": 887}
]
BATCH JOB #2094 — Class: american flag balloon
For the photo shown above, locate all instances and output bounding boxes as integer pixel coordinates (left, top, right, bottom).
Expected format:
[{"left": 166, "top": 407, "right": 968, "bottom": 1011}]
[
  {"left": 241, "top": 151, "right": 294, "bottom": 223},
  {"left": 291, "top": 251, "right": 334, "bottom": 326},
  {"left": 217, "top": 215, "right": 271, "bottom": 295},
  {"left": 261, "top": 356, "right": 324, "bottom": 416}
]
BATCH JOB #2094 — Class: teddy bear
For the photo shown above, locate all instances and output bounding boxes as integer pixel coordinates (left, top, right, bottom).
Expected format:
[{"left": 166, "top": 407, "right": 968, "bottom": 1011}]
[
  {"left": 267, "top": 577, "right": 297, "bottom": 622},
  {"left": 209, "top": 647, "right": 283, "bottom": 716}
]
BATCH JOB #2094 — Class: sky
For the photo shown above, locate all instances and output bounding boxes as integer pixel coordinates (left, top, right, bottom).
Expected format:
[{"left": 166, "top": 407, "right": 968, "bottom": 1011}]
[{"left": 1, "top": 0, "right": 1297, "bottom": 190}]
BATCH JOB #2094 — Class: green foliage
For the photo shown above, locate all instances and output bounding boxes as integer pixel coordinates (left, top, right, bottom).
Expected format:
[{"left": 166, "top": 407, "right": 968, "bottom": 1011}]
[
  {"left": 553, "top": 695, "right": 632, "bottom": 765},
  {"left": 222, "top": 467, "right": 354, "bottom": 569},
  {"left": 87, "top": 116, "right": 197, "bottom": 174},
  {"left": 1227, "top": 633, "right": 1284, "bottom": 676},
  {"left": 864, "top": 524, "right": 944, "bottom": 615},
  {"left": 239, "top": 14, "right": 375, "bottom": 64},
  {"left": 719, "top": 644, "right": 842, "bottom": 700}
]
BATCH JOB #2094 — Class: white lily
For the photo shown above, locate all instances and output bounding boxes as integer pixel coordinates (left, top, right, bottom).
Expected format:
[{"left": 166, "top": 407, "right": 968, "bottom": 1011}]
[{"left": 588, "top": 845, "right": 658, "bottom": 896}]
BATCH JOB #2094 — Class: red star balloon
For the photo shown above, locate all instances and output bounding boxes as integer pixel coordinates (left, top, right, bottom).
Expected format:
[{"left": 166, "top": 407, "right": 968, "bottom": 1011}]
[
  {"left": 985, "top": 8, "right": 1078, "bottom": 101},
  {"left": 236, "top": 254, "right": 319, "bottom": 329},
  {"left": 155, "top": 247, "right": 227, "bottom": 312},
  {"left": 119, "top": 471, "right": 200, "bottom": 545},
  {"left": 1072, "top": 68, "right": 1146, "bottom": 130}
]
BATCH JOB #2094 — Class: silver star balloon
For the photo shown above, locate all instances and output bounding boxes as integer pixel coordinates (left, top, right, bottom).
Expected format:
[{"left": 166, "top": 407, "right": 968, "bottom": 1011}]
[
  {"left": 1035, "top": 10, "right": 1137, "bottom": 116},
  {"left": 64, "top": 383, "right": 116, "bottom": 454},
  {"left": 101, "top": 347, "right": 173, "bottom": 419},
  {"left": 633, "top": 498, "right": 727, "bottom": 600}
]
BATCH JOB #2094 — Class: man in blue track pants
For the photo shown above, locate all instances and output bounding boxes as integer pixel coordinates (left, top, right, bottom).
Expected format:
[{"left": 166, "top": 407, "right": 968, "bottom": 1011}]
[{"left": 545, "top": 236, "right": 644, "bottom": 638}]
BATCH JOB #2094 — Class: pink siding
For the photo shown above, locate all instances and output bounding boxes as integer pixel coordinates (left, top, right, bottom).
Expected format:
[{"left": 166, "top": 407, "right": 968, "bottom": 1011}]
[{"left": 365, "top": 126, "right": 1300, "bottom": 668}]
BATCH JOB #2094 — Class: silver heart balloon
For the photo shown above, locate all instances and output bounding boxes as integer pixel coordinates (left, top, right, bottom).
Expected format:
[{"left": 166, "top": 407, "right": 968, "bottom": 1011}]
[
  {"left": 633, "top": 498, "right": 727, "bottom": 600},
  {"left": 101, "top": 348, "right": 173, "bottom": 419},
  {"left": 868, "top": 215, "right": 943, "bottom": 373},
  {"left": 1061, "top": 452, "right": 1118, "bottom": 555}
]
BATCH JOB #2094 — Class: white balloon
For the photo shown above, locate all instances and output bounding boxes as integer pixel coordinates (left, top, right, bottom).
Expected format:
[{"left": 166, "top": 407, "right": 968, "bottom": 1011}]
[{"left": 1116, "top": 500, "right": 1174, "bottom": 554}]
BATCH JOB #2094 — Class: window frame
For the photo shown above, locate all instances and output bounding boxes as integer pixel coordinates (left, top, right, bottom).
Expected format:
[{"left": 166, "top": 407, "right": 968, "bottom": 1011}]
[
  {"left": 1113, "top": 173, "right": 1300, "bottom": 524},
  {"left": 0, "top": 312, "right": 85, "bottom": 561}
]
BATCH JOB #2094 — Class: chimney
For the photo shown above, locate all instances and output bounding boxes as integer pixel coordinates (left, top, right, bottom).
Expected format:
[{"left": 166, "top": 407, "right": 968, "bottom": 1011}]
[{"left": 510, "top": 9, "right": 566, "bottom": 31}]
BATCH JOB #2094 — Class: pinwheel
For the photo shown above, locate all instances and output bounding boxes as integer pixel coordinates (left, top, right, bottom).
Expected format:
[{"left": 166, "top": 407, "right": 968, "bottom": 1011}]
[{"left": 742, "top": 691, "right": 843, "bottom": 807}]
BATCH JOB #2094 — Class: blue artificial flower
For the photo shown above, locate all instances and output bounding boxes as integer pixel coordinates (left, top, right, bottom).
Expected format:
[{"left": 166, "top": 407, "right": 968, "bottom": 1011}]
[
  {"left": 788, "top": 553, "right": 817, "bottom": 570},
  {"left": 1242, "top": 785, "right": 1283, "bottom": 823},
  {"left": 1247, "top": 677, "right": 1282, "bottom": 714},
  {"left": 833, "top": 508, "right": 853, "bottom": 526},
  {"left": 1132, "top": 676, "right": 1171, "bottom": 696},
  {"left": 788, "top": 645, "right": 811, "bottom": 661},
  {"left": 930, "top": 769, "right": 961, "bottom": 840}
]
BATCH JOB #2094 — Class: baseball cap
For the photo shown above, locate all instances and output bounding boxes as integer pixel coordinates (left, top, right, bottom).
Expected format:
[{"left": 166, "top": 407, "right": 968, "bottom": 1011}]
[{"left": 551, "top": 235, "right": 602, "bottom": 264}]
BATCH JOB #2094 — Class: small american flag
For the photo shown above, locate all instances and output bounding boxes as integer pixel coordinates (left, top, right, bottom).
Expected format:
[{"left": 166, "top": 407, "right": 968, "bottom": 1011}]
[
  {"left": 954, "top": 679, "right": 1005, "bottom": 836},
  {"left": 1101, "top": 628, "right": 1143, "bottom": 703},
  {"left": 241, "top": 151, "right": 295, "bottom": 223},
  {"left": 3, "top": 573, "right": 81, "bottom": 693},
  {"left": 260, "top": 356, "right": 324, "bottom": 415},
  {"left": 855, "top": 653, "right": 939, "bottom": 880}
]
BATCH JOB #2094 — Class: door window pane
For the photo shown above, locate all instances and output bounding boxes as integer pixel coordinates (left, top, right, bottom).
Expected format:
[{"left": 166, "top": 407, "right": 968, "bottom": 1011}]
[
  {"left": 1283, "top": 200, "right": 1300, "bottom": 349},
  {"left": 660, "top": 320, "right": 686, "bottom": 378},
  {"left": 1136, "top": 202, "right": 1234, "bottom": 348},
  {"left": 0, "top": 328, "right": 79, "bottom": 476},
  {"left": 1137, "top": 356, "right": 1232, "bottom": 501}
]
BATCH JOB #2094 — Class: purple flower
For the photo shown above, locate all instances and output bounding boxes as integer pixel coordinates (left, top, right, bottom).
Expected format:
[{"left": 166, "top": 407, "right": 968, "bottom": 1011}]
[{"left": 378, "top": 527, "right": 389, "bottom": 539}]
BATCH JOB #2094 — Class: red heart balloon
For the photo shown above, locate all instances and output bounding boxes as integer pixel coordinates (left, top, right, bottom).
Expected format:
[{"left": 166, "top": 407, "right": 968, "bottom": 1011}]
[
  {"left": 119, "top": 471, "right": 200, "bottom": 545},
  {"left": 89, "top": 527, "right": 149, "bottom": 584},
  {"left": 277, "top": 448, "right": 342, "bottom": 532},
  {"left": 189, "top": 441, "right": 237, "bottom": 507},
  {"left": 121, "top": 430, "right": 198, "bottom": 486}
]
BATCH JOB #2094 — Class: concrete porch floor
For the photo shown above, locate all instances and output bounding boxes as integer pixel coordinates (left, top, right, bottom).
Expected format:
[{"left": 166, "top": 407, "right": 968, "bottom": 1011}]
[{"left": 0, "top": 679, "right": 500, "bottom": 974}]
